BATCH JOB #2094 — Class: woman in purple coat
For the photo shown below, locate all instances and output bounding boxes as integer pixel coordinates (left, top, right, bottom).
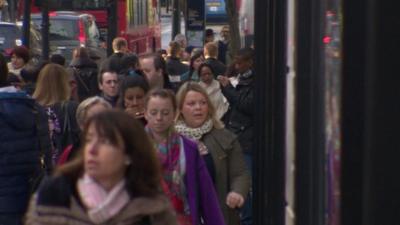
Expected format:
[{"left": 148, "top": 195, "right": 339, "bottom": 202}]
[{"left": 144, "top": 89, "right": 225, "bottom": 225}]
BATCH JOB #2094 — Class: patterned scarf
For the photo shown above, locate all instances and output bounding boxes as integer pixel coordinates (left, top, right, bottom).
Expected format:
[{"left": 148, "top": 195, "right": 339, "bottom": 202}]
[
  {"left": 145, "top": 127, "right": 192, "bottom": 224},
  {"left": 175, "top": 119, "right": 213, "bottom": 155},
  {"left": 175, "top": 119, "right": 213, "bottom": 141}
]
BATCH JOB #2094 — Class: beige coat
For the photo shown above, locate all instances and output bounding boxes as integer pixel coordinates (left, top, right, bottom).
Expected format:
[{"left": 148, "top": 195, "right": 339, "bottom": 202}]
[{"left": 202, "top": 128, "right": 251, "bottom": 225}]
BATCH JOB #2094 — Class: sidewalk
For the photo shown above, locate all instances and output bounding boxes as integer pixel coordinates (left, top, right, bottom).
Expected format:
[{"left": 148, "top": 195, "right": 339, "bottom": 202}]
[{"left": 160, "top": 7, "right": 172, "bottom": 18}]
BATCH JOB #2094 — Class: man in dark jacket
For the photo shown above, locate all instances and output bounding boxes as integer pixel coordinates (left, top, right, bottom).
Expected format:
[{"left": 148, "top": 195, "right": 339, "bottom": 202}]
[
  {"left": 165, "top": 41, "right": 189, "bottom": 86},
  {"left": 218, "top": 48, "right": 254, "bottom": 225},
  {"left": 0, "top": 54, "right": 51, "bottom": 225},
  {"left": 100, "top": 37, "right": 129, "bottom": 75},
  {"left": 204, "top": 42, "right": 227, "bottom": 78},
  {"left": 69, "top": 47, "right": 100, "bottom": 101}
]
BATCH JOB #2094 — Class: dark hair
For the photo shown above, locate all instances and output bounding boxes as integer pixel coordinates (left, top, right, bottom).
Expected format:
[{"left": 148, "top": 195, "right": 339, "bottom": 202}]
[
  {"left": 98, "top": 69, "right": 118, "bottom": 84},
  {"left": 121, "top": 54, "right": 139, "bottom": 74},
  {"left": 168, "top": 41, "right": 181, "bottom": 57},
  {"left": 21, "top": 60, "right": 49, "bottom": 83},
  {"left": 118, "top": 75, "right": 150, "bottom": 109},
  {"left": 11, "top": 46, "right": 30, "bottom": 63},
  {"left": 156, "top": 49, "right": 167, "bottom": 56},
  {"left": 50, "top": 54, "right": 66, "bottom": 66},
  {"left": 56, "top": 110, "right": 162, "bottom": 197},
  {"left": 198, "top": 63, "right": 215, "bottom": 77},
  {"left": 0, "top": 54, "right": 8, "bottom": 87},
  {"left": 141, "top": 53, "right": 172, "bottom": 89},
  {"left": 73, "top": 47, "right": 90, "bottom": 59},
  {"left": 236, "top": 47, "right": 254, "bottom": 62},
  {"left": 145, "top": 88, "right": 177, "bottom": 112},
  {"left": 188, "top": 51, "right": 204, "bottom": 80},
  {"left": 205, "top": 28, "right": 214, "bottom": 37}
]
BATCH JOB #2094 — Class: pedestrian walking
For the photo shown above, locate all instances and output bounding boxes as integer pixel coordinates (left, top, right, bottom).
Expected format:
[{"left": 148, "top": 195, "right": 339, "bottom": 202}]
[
  {"left": 180, "top": 49, "right": 204, "bottom": 83},
  {"left": 0, "top": 53, "right": 51, "bottom": 225},
  {"left": 25, "top": 110, "right": 177, "bottom": 225},
  {"left": 198, "top": 63, "right": 229, "bottom": 120},
  {"left": 218, "top": 48, "right": 255, "bottom": 225},
  {"left": 57, "top": 96, "right": 112, "bottom": 165},
  {"left": 98, "top": 69, "right": 119, "bottom": 107},
  {"left": 69, "top": 47, "right": 100, "bottom": 102},
  {"left": 33, "top": 63, "right": 80, "bottom": 166},
  {"left": 117, "top": 75, "right": 149, "bottom": 124},
  {"left": 144, "top": 89, "right": 226, "bottom": 225},
  {"left": 175, "top": 82, "right": 250, "bottom": 225}
]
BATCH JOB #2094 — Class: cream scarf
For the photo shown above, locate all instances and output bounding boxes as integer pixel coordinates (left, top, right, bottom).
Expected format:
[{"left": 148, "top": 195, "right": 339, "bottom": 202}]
[
  {"left": 175, "top": 119, "right": 213, "bottom": 155},
  {"left": 77, "top": 174, "right": 130, "bottom": 224}
]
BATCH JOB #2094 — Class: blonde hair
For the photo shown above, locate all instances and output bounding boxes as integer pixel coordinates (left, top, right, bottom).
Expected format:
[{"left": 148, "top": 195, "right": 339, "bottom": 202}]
[
  {"left": 33, "top": 63, "right": 71, "bottom": 106},
  {"left": 75, "top": 96, "right": 112, "bottom": 126},
  {"left": 175, "top": 82, "right": 224, "bottom": 129}
]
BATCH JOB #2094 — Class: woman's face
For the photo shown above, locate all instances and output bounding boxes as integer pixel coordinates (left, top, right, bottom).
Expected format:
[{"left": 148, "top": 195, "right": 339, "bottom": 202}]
[
  {"left": 180, "top": 91, "right": 209, "bottom": 128},
  {"left": 11, "top": 54, "right": 25, "bottom": 69},
  {"left": 199, "top": 66, "right": 214, "bottom": 85},
  {"left": 83, "top": 124, "right": 127, "bottom": 185},
  {"left": 145, "top": 96, "right": 175, "bottom": 135},
  {"left": 193, "top": 56, "right": 204, "bottom": 71},
  {"left": 124, "top": 87, "right": 146, "bottom": 113}
]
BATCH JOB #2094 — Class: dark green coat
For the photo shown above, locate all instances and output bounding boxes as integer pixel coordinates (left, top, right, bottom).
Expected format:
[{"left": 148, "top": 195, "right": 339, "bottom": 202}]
[{"left": 202, "top": 128, "right": 251, "bottom": 225}]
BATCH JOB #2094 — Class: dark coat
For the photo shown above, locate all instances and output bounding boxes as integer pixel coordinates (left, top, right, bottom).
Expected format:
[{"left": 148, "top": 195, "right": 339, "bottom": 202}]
[
  {"left": 222, "top": 70, "right": 254, "bottom": 155},
  {"left": 0, "top": 91, "right": 51, "bottom": 215},
  {"left": 202, "top": 128, "right": 251, "bottom": 225},
  {"left": 166, "top": 56, "right": 189, "bottom": 76},
  {"left": 205, "top": 57, "right": 227, "bottom": 78},
  {"left": 25, "top": 176, "right": 177, "bottom": 225},
  {"left": 100, "top": 52, "right": 125, "bottom": 74},
  {"left": 68, "top": 58, "right": 100, "bottom": 101}
]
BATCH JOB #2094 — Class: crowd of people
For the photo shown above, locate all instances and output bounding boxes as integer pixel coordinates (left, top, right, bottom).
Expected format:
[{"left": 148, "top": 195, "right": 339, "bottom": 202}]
[{"left": 0, "top": 25, "right": 255, "bottom": 225}]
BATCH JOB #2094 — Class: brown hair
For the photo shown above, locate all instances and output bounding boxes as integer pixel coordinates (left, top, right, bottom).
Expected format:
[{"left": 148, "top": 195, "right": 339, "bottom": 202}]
[
  {"left": 33, "top": 63, "right": 71, "bottom": 106},
  {"left": 56, "top": 110, "right": 162, "bottom": 197},
  {"left": 176, "top": 82, "right": 224, "bottom": 129},
  {"left": 167, "top": 41, "right": 181, "bottom": 57},
  {"left": 72, "top": 47, "right": 90, "bottom": 59},
  {"left": 145, "top": 88, "right": 177, "bottom": 112},
  {"left": 204, "top": 42, "right": 218, "bottom": 58},
  {"left": 112, "top": 37, "right": 128, "bottom": 52}
]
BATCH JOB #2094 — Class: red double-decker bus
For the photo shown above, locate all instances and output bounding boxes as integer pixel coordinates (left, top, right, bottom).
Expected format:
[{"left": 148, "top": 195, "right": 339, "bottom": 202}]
[{"left": 20, "top": 0, "right": 161, "bottom": 54}]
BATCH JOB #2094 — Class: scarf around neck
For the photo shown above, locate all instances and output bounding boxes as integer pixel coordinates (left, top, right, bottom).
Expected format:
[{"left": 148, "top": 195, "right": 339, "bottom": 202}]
[
  {"left": 145, "top": 127, "right": 191, "bottom": 219},
  {"left": 175, "top": 118, "right": 213, "bottom": 141},
  {"left": 77, "top": 174, "right": 130, "bottom": 224}
]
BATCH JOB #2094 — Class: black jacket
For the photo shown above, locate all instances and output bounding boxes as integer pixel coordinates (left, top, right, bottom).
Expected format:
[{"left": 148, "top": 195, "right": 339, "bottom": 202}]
[
  {"left": 100, "top": 52, "right": 125, "bottom": 74},
  {"left": 166, "top": 56, "right": 189, "bottom": 76},
  {"left": 69, "top": 58, "right": 100, "bottom": 101},
  {"left": 222, "top": 70, "right": 254, "bottom": 155}
]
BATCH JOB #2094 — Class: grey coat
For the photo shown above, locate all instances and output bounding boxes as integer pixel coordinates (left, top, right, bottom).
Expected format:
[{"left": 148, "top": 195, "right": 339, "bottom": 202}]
[{"left": 202, "top": 128, "right": 251, "bottom": 225}]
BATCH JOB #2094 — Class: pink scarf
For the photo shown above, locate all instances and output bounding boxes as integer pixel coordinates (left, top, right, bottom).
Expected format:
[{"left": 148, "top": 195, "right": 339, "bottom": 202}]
[{"left": 77, "top": 174, "right": 130, "bottom": 224}]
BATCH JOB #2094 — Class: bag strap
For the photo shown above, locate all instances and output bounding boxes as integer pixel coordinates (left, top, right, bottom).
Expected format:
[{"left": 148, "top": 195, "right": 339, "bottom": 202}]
[
  {"left": 62, "top": 101, "right": 72, "bottom": 134},
  {"left": 33, "top": 106, "right": 46, "bottom": 171},
  {"left": 72, "top": 67, "right": 90, "bottom": 93}
]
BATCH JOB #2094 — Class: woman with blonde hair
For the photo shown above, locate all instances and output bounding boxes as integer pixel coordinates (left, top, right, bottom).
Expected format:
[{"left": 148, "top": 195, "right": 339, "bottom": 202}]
[
  {"left": 175, "top": 82, "right": 250, "bottom": 225},
  {"left": 58, "top": 96, "right": 112, "bottom": 165},
  {"left": 33, "top": 63, "right": 80, "bottom": 166},
  {"left": 144, "top": 88, "right": 225, "bottom": 225}
]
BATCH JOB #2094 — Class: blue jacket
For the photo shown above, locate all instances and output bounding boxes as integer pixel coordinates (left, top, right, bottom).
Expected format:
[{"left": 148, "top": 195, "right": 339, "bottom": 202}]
[{"left": 0, "top": 91, "right": 51, "bottom": 214}]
